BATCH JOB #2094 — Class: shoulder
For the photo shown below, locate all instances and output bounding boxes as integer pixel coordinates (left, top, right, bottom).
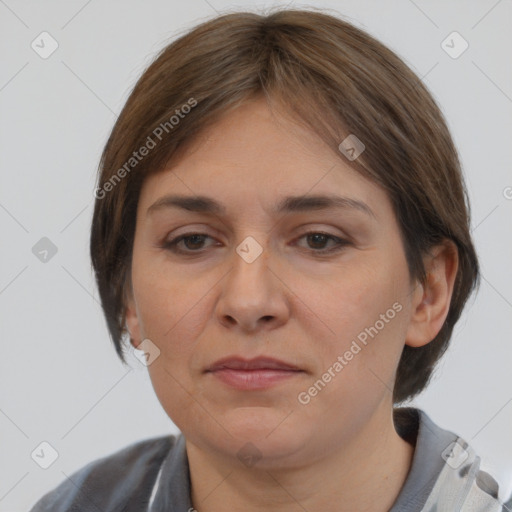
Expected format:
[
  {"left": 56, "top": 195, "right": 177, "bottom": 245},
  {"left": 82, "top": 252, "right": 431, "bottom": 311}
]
[
  {"left": 396, "top": 408, "right": 508, "bottom": 512},
  {"left": 29, "top": 434, "right": 176, "bottom": 512}
]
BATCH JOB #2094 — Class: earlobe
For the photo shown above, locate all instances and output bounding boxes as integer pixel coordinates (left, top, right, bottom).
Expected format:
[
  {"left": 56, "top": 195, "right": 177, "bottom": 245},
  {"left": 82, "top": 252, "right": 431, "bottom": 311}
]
[
  {"left": 405, "top": 241, "right": 459, "bottom": 348},
  {"left": 124, "top": 292, "right": 142, "bottom": 349}
]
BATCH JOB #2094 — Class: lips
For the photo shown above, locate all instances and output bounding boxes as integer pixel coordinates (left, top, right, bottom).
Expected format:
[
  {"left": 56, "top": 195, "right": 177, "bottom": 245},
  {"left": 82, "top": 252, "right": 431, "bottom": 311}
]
[
  {"left": 206, "top": 356, "right": 303, "bottom": 390},
  {"left": 206, "top": 356, "right": 301, "bottom": 372}
]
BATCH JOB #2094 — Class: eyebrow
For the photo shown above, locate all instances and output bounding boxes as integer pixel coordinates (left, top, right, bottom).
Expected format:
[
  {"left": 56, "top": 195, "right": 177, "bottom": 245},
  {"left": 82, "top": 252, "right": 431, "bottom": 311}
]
[{"left": 147, "top": 193, "right": 376, "bottom": 219}]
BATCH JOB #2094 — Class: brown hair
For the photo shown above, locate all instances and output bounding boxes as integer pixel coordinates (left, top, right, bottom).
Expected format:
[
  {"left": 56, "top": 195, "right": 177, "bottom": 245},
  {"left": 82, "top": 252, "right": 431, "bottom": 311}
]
[{"left": 90, "top": 7, "right": 479, "bottom": 404}]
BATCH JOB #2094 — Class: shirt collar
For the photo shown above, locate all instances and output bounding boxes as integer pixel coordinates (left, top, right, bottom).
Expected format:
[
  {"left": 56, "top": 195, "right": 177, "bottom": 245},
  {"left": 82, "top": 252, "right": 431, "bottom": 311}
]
[
  {"left": 148, "top": 408, "right": 451, "bottom": 512},
  {"left": 148, "top": 433, "right": 192, "bottom": 512}
]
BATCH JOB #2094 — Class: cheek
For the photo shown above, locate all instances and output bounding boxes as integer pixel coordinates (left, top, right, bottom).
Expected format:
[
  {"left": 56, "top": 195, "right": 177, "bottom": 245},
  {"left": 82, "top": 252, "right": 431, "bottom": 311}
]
[
  {"left": 319, "top": 262, "right": 403, "bottom": 337},
  {"left": 135, "top": 265, "right": 209, "bottom": 427},
  {"left": 146, "top": 361, "right": 201, "bottom": 435},
  {"left": 132, "top": 251, "right": 211, "bottom": 349},
  {"left": 310, "top": 260, "right": 409, "bottom": 385}
]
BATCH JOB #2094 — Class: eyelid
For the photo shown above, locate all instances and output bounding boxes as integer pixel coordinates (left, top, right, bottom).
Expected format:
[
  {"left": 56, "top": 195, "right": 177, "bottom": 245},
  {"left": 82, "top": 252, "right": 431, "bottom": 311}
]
[
  {"left": 161, "top": 228, "right": 352, "bottom": 257},
  {"left": 162, "top": 223, "right": 349, "bottom": 244},
  {"left": 293, "top": 224, "right": 349, "bottom": 238}
]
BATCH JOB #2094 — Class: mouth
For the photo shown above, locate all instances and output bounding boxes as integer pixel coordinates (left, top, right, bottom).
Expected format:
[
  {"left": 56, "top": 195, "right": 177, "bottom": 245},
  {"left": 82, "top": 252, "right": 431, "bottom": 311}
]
[{"left": 205, "top": 356, "right": 304, "bottom": 390}]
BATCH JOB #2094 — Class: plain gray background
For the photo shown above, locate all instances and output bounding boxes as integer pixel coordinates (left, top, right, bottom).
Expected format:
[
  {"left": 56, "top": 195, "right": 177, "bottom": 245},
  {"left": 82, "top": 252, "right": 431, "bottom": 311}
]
[{"left": 0, "top": 0, "right": 511, "bottom": 510}]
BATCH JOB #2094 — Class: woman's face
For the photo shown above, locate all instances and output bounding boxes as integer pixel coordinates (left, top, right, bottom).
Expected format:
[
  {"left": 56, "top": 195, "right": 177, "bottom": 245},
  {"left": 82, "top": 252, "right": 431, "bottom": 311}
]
[{"left": 126, "top": 97, "right": 422, "bottom": 467}]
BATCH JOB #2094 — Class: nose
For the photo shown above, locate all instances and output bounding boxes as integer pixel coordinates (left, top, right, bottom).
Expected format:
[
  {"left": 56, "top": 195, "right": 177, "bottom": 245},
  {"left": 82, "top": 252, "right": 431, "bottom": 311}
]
[{"left": 214, "top": 240, "right": 290, "bottom": 333}]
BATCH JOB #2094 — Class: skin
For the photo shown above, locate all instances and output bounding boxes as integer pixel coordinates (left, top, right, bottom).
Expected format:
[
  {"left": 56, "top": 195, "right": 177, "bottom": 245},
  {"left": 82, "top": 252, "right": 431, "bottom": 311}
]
[{"left": 125, "top": 96, "right": 458, "bottom": 512}]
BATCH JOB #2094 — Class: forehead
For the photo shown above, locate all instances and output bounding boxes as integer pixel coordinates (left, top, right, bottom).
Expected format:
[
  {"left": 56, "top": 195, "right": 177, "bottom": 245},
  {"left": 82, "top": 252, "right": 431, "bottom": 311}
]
[{"left": 137, "top": 97, "right": 390, "bottom": 222}]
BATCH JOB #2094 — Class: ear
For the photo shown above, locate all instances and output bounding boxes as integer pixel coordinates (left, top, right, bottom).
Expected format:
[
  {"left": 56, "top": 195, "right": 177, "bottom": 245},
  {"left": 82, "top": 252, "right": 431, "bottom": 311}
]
[
  {"left": 124, "top": 286, "right": 143, "bottom": 349},
  {"left": 405, "top": 240, "right": 459, "bottom": 348}
]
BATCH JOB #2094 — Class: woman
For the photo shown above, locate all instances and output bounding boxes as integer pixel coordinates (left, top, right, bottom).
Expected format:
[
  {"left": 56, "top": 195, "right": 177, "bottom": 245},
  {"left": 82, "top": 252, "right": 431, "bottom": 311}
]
[{"left": 30, "top": 7, "right": 509, "bottom": 512}]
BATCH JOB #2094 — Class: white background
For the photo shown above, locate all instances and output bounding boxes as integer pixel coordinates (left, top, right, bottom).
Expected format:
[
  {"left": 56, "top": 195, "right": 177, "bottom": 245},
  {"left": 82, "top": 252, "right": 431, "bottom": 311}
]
[{"left": 0, "top": 0, "right": 511, "bottom": 510}]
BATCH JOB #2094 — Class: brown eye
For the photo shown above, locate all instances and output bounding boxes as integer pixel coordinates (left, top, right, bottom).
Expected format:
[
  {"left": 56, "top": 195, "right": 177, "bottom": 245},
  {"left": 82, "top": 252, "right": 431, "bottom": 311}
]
[
  {"left": 295, "top": 232, "right": 350, "bottom": 255},
  {"left": 306, "top": 233, "right": 330, "bottom": 249},
  {"left": 163, "top": 233, "right": 215, "bottom": 253}
]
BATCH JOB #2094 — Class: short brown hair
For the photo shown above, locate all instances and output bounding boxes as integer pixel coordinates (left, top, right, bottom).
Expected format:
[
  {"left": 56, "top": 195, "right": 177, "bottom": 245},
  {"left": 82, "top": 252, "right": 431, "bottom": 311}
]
[{"left": 90, "top": 7, "right": 479, "bottom": 404}]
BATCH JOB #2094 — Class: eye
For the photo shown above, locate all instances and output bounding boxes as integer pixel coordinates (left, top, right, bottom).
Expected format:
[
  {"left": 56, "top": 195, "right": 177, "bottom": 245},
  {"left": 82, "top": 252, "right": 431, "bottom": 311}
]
[
  {"left": 162, "top": 231, "right": 350, "bottom": 256},
  {"left": 162, "top": 233, "right": 216, "bottom": 254},
  {"left": 294, "top": 231, "right": 350, "bottom": 255}
]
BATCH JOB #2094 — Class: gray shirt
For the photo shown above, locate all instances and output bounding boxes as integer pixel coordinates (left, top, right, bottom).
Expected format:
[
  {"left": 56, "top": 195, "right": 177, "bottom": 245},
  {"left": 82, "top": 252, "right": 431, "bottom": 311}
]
[{"left": 29, "top": 407, "right": 509, "bottom": 511}]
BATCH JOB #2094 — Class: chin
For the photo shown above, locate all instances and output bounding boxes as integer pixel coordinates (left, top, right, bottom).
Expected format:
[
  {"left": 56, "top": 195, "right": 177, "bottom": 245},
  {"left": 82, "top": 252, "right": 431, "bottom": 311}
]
[
  {"left": 217, "top": 406, "right": 269, "bottom": 433},
  {"left": 220, "top": 408, "right": 306, "bottom": 452}
]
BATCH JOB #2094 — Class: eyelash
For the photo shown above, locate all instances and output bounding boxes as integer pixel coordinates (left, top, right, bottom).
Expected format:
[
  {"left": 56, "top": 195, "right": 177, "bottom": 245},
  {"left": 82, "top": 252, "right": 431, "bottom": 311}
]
[{"left": 161, "top": 231, "right": 350, "bottom": 257}]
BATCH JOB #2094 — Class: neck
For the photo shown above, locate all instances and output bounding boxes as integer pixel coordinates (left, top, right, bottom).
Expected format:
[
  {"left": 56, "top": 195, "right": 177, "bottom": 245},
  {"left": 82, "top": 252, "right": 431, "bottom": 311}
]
[{"left": 185, "top": 404, "right": 415, "bottom": 512}]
